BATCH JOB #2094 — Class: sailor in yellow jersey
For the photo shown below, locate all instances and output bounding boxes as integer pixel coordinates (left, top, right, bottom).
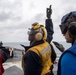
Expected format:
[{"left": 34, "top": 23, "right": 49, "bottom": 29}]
[
  {"left": 21, "top": 5, "right": 57, "bottom": 75},
  {"left": 22, "top": 22, "right": 53, "bottom": 75}
]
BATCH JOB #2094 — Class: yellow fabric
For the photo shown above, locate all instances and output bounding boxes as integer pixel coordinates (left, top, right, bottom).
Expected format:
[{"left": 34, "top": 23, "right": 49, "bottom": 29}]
[
  {"left": 29, "top": 41, "right": 53, "bottom": 75},
  {"left": 32, "top": 23, "right": 47, "bottom": 41},
  {"left": 32, "top": 23, "right": 40, "bottom": 29},
  {"left": 41, "top": 26, "right": 47, "bottom": 41}
]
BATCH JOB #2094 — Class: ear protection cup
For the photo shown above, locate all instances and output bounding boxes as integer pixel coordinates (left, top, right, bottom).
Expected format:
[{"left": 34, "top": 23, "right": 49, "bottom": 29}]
[
  {"left": 35, "top": 32, "right": 43, "bottom": 41},
  {"left": 29, "top": 22, "right": 47, "bottom": 41},
  {"left": 32, "top": 23, "right": 43, "bottom": 41},
  {"left": 68, "top": 22, "right": 76, "bottom": 38},
  {"left": 35, "top": 27, "right": 47, "bottom": 41}
]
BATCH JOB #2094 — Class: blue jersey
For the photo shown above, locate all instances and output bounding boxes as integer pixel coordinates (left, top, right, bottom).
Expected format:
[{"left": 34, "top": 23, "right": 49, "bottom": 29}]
[{"left": 57, "top": 42, "right": 76, "bottom": 75}]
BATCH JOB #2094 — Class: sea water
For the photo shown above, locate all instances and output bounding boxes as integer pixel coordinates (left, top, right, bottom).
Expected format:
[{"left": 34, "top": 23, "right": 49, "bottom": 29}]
[
  {"left": 3, "top": 41, "right": 71, "bottom": 56},
  {"left": 3, "top": 42, "right": 30, "bottom": 50}
]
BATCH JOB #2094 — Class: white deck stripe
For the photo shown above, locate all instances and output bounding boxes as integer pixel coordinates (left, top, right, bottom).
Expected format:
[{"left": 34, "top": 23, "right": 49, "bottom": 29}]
[{"left": 3, "top": 61, "right": 22, "bottom": 70}]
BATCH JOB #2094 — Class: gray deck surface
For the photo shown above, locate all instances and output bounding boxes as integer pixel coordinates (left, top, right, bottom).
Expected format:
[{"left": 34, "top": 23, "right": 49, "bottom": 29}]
[{"left": 3, "top": 66, "right": 23, "bottom": 75}]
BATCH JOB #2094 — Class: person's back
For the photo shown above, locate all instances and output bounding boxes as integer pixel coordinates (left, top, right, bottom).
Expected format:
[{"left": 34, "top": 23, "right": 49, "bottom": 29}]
[
  {"left": 60, "top": 43, "right": 76, "bottom": 75},
  {"left": 22, "top": 22, "right": 53, "bottom": 75},
  {"left": 57, "top": 11, "right": 76, "bottom": 75},
  {"left": 24, "top": 41, "right": 52, "bottom": 75},
  {"left": 58, "top": 42, "right": 76, "bottom": 75}
]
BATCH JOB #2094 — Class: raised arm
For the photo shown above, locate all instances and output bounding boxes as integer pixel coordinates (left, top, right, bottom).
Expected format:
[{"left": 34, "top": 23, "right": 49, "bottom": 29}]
[{"left": 45, "top": 5, "right": 54, "bottom": 43}]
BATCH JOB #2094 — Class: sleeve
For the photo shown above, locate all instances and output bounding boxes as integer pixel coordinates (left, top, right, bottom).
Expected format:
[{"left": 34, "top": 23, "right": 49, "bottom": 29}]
[
  {"left": 45, "top": 19, "right": 54, "bottom": 43},
  {"left": 0, "top": 48, "right": 10, "bottom": 63},
  {"left": 0, "top": 54, "right": 4, "bottom": 74},
  {"left": 50, "top": 44, "right": 56, "bottom": 63},
  {"left": 61, "top": 52, "right": 76, "bottom": 75},
  {"left": 24, "top": 51, "right": 43, "bottom": 75}
]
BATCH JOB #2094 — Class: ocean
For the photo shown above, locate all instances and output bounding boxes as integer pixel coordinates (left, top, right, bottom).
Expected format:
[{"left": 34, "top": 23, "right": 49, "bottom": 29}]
[
  {"left": 3, "top": 41, "right": 71, "bottom": 56},
  {"left": 3, "top": 42, "right": 30, "bottom": 50}
]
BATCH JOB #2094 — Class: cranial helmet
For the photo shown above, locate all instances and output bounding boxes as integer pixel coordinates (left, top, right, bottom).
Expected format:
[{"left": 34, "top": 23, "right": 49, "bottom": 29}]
[
  {"left": 59, "top": 11, "right": 76, "bottom": 34},
  {"left": 28, "top": 22, "right": 47, "bottom": 41}
]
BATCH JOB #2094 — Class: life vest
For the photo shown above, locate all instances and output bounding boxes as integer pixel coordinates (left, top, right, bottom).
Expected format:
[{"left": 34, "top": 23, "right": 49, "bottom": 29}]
[{"left": 28, "top": 41, "right": 53, "bottom": 75}]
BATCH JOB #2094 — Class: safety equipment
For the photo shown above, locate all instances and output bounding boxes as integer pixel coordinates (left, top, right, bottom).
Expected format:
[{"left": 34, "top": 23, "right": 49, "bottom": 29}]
[
  {"left": 28, "top": 41, "right": 53, "bottom": 75},
  {"left": 28, "top": 22, "right": 47, "bottom": 41},
  {"left": 59, "top": 11, "right": 76, "bottom": 34},
  {"left": 61, "top": 11, "right": 76, "bottom": 24},
  {"left": 59, "top": 23, "right": 68, "bottom": 34},
  {"left": 53, "top": 41, "right": 65, "bottom": 52},
  {"left": 68, "top": 22, "right": 76, "bottom": 38}
]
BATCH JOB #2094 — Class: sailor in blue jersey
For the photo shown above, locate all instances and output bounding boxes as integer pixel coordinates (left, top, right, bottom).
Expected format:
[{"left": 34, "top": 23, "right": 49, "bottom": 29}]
[{"left": 57, "top": 11, "right": 76, "bottom": 75}]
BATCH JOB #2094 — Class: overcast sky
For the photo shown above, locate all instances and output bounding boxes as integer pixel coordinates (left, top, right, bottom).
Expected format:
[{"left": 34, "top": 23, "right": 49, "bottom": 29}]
[{"left": 0, "top": 0, "right": 76, "bottom": 42}]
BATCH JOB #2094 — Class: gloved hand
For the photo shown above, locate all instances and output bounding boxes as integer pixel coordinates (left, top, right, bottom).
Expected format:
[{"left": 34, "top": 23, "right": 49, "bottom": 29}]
[
  {"left": 46, "top": 5, "right": 52, "bottom": 19},
  {"left": 20, "top": 44, "right": 30, "bottom": 52},
  {"left": 53, "top": 41, "right": 65, "bottom": 52}
]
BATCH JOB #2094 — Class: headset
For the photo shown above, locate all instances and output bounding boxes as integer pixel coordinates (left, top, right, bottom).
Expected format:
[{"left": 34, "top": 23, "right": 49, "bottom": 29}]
[
  {"left": 28, "top": 22, "right": 47, "bottom": 41},
  {"left": 68, "top": 22, "right": 76, "bottom": 38},
  {"left": 60, "top": 11, "right": 76, "bottom": 35}
]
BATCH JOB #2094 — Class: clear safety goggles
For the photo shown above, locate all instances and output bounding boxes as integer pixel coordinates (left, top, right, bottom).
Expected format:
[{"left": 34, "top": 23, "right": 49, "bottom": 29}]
[
  {"left": 27, "top": 28, "right": 42, "bottom": 35},
  {"left": 59, "top": 23, "right": 68, "bottom": 34},
  {"left": 27, "top": 28, "right": 36, "bottom": 35}
]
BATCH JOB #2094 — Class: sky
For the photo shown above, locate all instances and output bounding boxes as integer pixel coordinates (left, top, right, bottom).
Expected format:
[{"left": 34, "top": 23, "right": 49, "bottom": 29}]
[{"left": 0, "top": 0, "right": 76, "bottom": 42}]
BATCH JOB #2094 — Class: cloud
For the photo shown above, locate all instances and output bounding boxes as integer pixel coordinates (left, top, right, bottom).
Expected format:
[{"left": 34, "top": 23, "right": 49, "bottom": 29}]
[
  {"left": 0, "top": 11, "right": 21, "bottom": 22},
  {"left": 0, "top": 0, "right": 22, "bottom": 22},
  {"left": 0, "top": 0, "right": 76, "bottom": 42}
]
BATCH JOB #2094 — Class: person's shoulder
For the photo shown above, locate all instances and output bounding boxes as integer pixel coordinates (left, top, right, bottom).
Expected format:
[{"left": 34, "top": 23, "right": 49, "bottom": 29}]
[{"left": 62, "top": 51, "right": 76, "bottom": 62}]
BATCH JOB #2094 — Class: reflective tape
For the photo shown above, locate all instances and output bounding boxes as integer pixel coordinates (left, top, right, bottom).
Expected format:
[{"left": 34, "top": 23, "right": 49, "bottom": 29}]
[{"left": 41, "top": 45, "right": 51, "bottom": 54}]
